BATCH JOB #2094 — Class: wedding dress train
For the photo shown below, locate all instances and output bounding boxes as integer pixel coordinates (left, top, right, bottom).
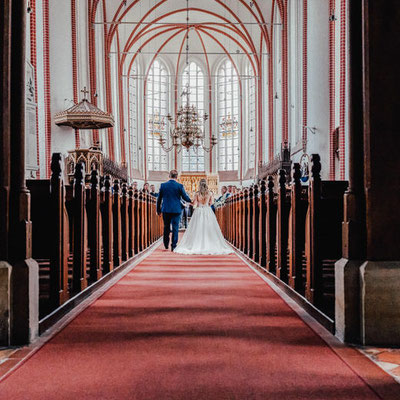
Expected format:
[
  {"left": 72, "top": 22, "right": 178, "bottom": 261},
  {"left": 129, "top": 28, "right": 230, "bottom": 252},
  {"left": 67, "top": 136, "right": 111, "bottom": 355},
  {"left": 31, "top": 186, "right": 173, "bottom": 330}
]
[{"left": 174, "top": 204, "right": 233, "bottom": 255}]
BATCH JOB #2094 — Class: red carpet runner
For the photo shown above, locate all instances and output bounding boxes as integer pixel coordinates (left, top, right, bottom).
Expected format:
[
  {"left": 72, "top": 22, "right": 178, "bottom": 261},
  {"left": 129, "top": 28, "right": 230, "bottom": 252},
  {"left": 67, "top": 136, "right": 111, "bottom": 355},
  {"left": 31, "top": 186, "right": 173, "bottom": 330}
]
[{"left": 1, "top": 245, "right": 382, "bottom": 399}]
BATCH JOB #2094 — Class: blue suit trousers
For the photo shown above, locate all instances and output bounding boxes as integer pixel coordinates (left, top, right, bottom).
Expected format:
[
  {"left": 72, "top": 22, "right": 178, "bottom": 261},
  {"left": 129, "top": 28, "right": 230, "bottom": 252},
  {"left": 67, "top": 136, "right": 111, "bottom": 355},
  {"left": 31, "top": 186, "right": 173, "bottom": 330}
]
[{"left": 162, "top": 212, "right": 181, "bottom": 250}]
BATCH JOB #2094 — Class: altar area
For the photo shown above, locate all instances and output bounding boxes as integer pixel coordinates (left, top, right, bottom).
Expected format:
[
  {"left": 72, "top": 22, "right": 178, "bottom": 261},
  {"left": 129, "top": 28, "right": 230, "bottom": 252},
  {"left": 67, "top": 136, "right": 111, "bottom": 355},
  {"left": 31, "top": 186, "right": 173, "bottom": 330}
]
[{"left": 178, "top": 173, "right": 219, "bottom": 196}]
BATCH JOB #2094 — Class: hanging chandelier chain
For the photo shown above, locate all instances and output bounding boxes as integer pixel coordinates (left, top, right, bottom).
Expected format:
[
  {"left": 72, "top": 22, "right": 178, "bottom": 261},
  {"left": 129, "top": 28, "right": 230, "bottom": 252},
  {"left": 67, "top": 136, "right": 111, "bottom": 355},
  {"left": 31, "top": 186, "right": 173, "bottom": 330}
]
[{"left": 157, "top": 0, "right": 217, "bottom": 155}]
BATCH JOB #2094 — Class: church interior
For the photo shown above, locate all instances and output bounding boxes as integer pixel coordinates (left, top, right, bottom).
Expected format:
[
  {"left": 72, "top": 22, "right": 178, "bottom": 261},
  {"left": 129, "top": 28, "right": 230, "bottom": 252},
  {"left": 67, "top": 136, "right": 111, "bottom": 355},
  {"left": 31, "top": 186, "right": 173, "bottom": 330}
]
[{"left": 1, "top": 0, "right": 400, "bottom": 398}]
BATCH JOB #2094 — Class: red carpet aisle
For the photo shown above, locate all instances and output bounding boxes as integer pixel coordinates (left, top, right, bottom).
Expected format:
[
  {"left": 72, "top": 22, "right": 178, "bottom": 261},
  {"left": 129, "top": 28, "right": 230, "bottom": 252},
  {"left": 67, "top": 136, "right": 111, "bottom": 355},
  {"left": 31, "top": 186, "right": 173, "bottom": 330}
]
[{"left": 0, "top": 246, "right": 383, "bottom": 399}]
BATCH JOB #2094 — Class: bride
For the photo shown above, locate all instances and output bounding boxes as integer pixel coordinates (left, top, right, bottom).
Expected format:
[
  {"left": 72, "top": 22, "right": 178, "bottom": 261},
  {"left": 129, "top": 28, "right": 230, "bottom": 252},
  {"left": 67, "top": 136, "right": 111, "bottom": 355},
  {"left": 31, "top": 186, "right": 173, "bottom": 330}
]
[{"left": 174, "top": 179, "right": 233, "bottom": 255}]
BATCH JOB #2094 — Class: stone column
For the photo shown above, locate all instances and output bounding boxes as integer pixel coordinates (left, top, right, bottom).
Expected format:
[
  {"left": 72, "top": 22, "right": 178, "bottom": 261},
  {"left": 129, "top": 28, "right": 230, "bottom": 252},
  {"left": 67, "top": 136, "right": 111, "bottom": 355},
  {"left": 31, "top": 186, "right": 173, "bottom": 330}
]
[
  {"left": 336, "top": 0, "right": 400, "bottom": 345},
  {"left": 359, "top": 0, "right": 400, "bottom": 346},
  {"left": 0, "top": 0, "right": 39, "bottom": 345},
  {"left": 335, "top": 0, "right": 366, "bottom": 344}
]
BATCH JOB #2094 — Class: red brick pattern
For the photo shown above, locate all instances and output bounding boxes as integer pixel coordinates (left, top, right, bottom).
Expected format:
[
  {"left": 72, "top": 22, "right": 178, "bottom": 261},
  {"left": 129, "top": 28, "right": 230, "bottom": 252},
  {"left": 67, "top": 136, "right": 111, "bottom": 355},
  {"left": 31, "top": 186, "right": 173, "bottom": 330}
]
[
  {"left": 339, "top": 0, "right": 347, "bottom": 180},
  {"left": 71, "top": 0, "right": 80, "bottom": 149},
  {"left": 103, "top": 0, "right": 115, "bottom": 160},
  {"left": 43, "top": 0, "right": 52, "bottom": 178},
  {"left": 29, "top": 0, "right": 40, "bottom": 178},
  {"left": 281, "top": 0, "right": 289, "bottom": 146},
  {"left": 89, "top": 0, "right": 100, "bottom": 145},
  {"left": 302, "top": 0, "right": 308, "bottom": 152},
  {"left": 329, "top": 0, "right": 336, "bottom": 179}
]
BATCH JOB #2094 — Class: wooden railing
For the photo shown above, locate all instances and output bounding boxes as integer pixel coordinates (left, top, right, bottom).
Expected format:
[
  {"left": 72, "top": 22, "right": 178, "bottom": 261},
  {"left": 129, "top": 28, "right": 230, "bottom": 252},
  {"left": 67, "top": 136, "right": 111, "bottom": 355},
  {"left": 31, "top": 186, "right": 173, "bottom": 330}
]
[
  {"left": 27, "top": 153, "right": 162, "bottom": 324},
  {"left": 216, "top": 154, "right": 347, "bottom": 325}
]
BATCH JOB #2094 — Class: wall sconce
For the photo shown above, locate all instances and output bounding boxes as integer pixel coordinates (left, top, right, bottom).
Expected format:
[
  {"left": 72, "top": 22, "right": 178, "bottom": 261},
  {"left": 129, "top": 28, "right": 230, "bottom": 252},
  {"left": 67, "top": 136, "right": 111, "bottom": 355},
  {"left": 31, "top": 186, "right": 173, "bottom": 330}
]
[
  {"left": 274, "top": 92, "right": 279, "bottom": 100},
  {"left": 27, "top": 1, "right": 32, "bottom": 13},
  {"left": 304, "top": 126, "right": 317, "bottom": 135},
  {"left": 329, "top": 9, "right": 337, "bottom": 22}
]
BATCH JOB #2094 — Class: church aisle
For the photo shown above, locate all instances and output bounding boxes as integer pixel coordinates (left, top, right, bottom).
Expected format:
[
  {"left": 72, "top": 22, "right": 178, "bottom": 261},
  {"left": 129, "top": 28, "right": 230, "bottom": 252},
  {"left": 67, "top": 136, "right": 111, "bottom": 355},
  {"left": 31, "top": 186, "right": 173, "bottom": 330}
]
[{"left": 0, "top": 245, "right": 390, "bottom": 399}]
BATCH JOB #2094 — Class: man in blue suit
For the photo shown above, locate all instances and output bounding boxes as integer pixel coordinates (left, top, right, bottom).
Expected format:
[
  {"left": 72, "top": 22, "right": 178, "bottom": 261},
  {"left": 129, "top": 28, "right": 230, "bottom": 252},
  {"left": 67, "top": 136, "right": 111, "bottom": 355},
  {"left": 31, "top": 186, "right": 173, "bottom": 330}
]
[{"left": 157, "top": 170, "right": 191, "bottom": 251}]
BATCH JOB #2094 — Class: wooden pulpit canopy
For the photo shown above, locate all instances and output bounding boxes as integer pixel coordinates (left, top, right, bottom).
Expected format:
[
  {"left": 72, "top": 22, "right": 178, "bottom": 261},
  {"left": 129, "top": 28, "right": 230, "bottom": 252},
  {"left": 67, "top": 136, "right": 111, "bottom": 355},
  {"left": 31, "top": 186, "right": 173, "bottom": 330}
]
[{"left": 54, "top": 88, "right": 114, "bottom": 129}]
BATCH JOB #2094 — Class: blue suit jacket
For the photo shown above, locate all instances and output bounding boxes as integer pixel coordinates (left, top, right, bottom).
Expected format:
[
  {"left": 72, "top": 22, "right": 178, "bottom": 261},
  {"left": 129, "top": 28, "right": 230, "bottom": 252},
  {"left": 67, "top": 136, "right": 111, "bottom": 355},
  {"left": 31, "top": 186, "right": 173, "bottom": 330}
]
[{"left": 157, "top": 180, "right": 191, "bottom": 214}]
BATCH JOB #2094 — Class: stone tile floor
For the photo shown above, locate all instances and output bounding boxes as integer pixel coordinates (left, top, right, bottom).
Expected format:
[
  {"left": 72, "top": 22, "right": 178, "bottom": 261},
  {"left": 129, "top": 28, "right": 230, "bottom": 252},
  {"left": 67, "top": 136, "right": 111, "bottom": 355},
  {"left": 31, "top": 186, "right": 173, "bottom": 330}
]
[{"left": 359, "top": 347, "right": 400, "bottom": 383}]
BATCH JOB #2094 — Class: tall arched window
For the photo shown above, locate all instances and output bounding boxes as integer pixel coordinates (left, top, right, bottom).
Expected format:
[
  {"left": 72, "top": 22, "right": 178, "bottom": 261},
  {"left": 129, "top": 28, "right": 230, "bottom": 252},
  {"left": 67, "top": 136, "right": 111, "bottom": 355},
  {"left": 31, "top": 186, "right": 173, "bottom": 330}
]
[
  {"left": 128, "top": 63, "right": 138, "bottom": 171},
  {"left": 245, "top": 63, "right": 256, "bottom": 170},
  {"left": 147, "top": 59, "right": 169, "bottom": 171},
  {"left": 217, "top": 59, "right": 239, "bottom": 171},
  {"left": 181, "top": 61, "right": 205, "bottom": 172}
]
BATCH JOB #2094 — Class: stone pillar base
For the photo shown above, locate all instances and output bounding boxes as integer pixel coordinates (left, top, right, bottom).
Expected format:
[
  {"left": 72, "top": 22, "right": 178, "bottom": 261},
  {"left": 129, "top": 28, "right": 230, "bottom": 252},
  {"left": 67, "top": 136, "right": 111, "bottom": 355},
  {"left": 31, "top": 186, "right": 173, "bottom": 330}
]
[
  {"left": 335, "top": 258, "right": 361, "bottom": 344},
  {"left": 11, "top": 258, "right": 39, "bottom": 345},
  {"left": 0, "top": 262, "right": 12, "bottom": 346},
  {"left": 360, "top": 261, "right": 400, "bottom": 346}
]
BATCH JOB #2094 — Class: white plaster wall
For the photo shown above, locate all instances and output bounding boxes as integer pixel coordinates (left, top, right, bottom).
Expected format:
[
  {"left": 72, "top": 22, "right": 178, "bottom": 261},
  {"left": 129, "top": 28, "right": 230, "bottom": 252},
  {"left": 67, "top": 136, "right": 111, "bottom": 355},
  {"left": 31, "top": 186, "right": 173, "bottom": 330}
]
[
  {"left": 49, "top": 0, "right": 75, "bottom": 156},
  {"left": 305, "top": 0, "right": 330, "bottom": 179},
  {"left": 35, "top": 0, "right": 46, "bottom": 178}
]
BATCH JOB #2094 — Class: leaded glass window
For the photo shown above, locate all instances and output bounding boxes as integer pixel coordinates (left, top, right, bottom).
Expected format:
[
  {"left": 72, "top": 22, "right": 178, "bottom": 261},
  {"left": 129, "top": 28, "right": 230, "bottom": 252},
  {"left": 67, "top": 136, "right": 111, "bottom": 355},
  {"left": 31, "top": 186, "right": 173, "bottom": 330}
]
[
  {"left": 217, "top": 59, "right": 239, "bottom": 171},
  {"left": 181, "top": 61, "right": 205, "bottom": 172},
  {"left": 246, "top": 63, "right": 256, "bottom": 169},
  {"left": 147, "top": 59, "right": 169, "bottom": 171}
]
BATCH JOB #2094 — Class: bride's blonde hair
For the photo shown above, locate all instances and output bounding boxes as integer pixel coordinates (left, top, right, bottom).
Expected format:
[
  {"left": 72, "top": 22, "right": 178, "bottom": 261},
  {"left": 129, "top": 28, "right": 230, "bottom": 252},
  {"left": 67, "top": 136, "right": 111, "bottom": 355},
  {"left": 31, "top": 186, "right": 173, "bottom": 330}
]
[{"left": 198, "top": 179, "right": 208, "bottom": 197}]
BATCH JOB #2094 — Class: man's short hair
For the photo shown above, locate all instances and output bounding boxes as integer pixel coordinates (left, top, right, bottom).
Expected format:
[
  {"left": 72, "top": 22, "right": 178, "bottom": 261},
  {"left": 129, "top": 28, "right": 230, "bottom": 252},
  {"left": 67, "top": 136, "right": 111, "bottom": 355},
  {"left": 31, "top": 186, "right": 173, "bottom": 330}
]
[{"left": 169, "top": 169, "right": 178, "bottom": 179}]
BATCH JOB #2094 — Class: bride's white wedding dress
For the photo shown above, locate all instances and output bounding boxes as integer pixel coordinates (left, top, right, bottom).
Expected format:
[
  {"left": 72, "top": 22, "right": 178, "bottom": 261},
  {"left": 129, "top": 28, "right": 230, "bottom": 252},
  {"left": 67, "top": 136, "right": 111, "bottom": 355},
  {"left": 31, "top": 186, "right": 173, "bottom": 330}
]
[{"left": 174, "top": 192, "right": 233, "bottom": 255}]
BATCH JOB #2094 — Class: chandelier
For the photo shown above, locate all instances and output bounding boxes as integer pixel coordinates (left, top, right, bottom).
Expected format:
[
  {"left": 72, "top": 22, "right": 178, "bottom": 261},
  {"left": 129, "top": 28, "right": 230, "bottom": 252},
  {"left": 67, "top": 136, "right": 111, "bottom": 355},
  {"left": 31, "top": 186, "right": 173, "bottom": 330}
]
[
  {"left": 158, "top": 0, "right": 217, "bottom": 154},
  {"left": 219, "top": 112, "right": 239, "bottom": 137}
]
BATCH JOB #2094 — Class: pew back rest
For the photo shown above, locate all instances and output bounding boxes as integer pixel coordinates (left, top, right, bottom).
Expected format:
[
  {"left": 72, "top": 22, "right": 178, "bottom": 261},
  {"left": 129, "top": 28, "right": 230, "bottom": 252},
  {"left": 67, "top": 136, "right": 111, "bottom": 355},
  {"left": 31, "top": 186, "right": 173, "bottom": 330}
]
[
  {"left": 27, "top": 179, "right": 52, "bottom": 258},
  {"left": 319, "top": 181, "right": 348, "bottom": 258}
]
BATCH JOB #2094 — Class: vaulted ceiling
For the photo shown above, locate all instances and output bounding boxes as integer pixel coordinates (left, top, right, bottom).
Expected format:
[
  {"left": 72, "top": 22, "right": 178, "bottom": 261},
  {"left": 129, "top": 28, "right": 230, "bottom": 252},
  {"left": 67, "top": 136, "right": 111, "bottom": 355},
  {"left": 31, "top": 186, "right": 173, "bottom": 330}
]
[{"left": 95, "top": 0, "right": 275, "bottom": 76}]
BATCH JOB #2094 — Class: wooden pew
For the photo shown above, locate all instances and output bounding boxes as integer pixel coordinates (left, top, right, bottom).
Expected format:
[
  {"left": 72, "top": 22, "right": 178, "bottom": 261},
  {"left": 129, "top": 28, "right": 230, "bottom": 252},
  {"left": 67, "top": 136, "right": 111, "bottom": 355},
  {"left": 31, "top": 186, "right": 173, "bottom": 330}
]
[
  {"left": 253, "top": 184, "right": 260, "bottom": 263},
  {"left": 305, "top": 155, "right": 348, "bottom": 315},
  {"left": 247, "top": 186, "right": 254, "bottom": 259},
  {"left": 101, "top": 175, "right": 113, "bottom": 273},
  {"left": 266, "top": 176, "right": 277, "bottom": 273},
  {"left": 276, "top": 170, "right": 290, "bottom": 283},
  {"left": 288, "top": 163, "right": 308, "bottom": 294},
  {"left": 72, "top": 163, "right": 87, "bottom": 293},
  {"left": 259, "top": 180, "right": 267, "bottom": 268},
  {"left": 112, "top": 179, "right": 122, "bottom": 268},
  {"left": 87, "top": 169, "right": 102, "bottom": 282}
]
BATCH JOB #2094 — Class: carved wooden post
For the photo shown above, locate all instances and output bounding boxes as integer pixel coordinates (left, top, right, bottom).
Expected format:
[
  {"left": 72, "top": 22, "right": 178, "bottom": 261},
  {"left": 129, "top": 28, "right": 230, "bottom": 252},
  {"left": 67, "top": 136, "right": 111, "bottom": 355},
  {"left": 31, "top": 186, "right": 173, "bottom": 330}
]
[
  {"left": 233, "top": 195, "right": 237, "bottom": 245},
  {"left": 147, "top": 194, "right": 151, "bottom": 245},
  {"left": 289, "top": 163, "right": 304, "bottom": 292},
  {"left": 259, "top": 180, "right": 267, "bottom": 267},
  {"left": 134, "top": 189, "right": 139, "bottom": 254},
  {"left": 248, "top": 186, "right": 254, "bottom": 258},
  {"left": 266, "top": 176, "right": 276, "bottom": 273},
  {"left": 144, "top": 192, "right": 148, "bottom": 248},
  {"left": 306, "top": 154, "right": 322, "bottom": 305},
  {"left": 243, "top": 189, "right": 249, "bottom": 255},
  {"left": 121, "top": 183, "right": 129, "bottom": 262},
  {"left": 72, "top": 163, "right": 87, "bottom": 292},
  {"left": 112, "top": 180, "right": 122, "bottom": 267},
  {"left": 277, "top": 170, "right": 289, "bottom": 282},
  {"left": 138, "top": 190, "right": 143, "bottom": 252},
  {"left": 128, "top": 186, "right": 134, "bottom": 257},
  {"left": 101, "top": 176, "right": 113, "bottom": 273},
  {"left": 89, "top": 169, "right": 101, "bottom": 281},
  {"left": 228, "top": 195, "right": 232, "bottom": 243},
  {"left": 49, "top": 153, "right": 69, "bottom": 307},
  {"left": 239, "top": 191, "right": 244, "bottom": 251},
  {"left": 231, "top": 194, "right": 235, "bottom": 245},
  {"left": 253, "top": 184, "right": 260, "bottom": 263}
]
